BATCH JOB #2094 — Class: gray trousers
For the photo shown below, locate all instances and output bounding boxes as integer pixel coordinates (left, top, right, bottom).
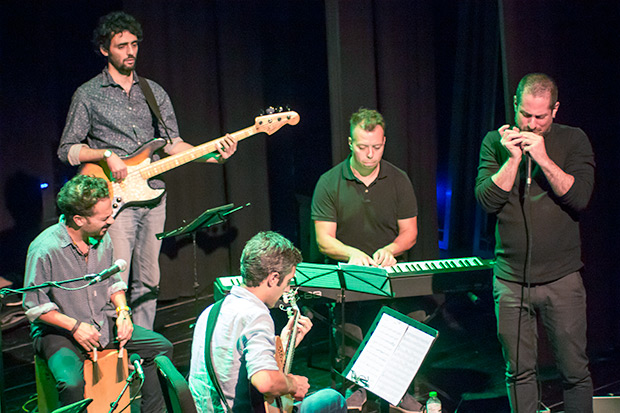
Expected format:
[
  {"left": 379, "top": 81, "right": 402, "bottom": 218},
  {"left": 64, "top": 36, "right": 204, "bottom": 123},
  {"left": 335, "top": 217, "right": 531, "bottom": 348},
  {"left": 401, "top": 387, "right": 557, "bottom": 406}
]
[
  {"left": 108, "top": 196, "right": 166, "bottom": 330},
  {"left": 494, "top": 272, "right": 593, "bottom": 413}
]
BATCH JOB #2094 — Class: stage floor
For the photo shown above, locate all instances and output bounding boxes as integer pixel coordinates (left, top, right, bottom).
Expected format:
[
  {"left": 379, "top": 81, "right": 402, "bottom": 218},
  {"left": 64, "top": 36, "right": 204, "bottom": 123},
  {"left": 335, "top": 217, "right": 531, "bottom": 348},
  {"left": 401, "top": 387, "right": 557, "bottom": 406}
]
[{"left": 3, "top": 290, "right": 620, "bottom": 412}]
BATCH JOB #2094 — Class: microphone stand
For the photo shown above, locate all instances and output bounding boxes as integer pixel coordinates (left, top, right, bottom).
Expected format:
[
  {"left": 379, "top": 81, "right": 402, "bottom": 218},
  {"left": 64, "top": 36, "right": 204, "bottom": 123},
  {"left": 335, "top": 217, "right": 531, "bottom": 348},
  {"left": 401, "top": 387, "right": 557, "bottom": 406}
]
[
  {"left": 108, "top": 367, "right": 140, "bottom": 413},
  {"left": 0, "top": 272, "right": 113, "bottom": 413}
]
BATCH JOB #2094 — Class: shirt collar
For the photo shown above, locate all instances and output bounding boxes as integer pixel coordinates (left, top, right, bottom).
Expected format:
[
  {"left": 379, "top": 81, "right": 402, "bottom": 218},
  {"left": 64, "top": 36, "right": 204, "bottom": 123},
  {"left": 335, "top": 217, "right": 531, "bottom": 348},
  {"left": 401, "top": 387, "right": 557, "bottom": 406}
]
[
  {"left": 100, "top": 67, "right": 140, "bottom": 88},
  {"left": 341, "top": 154, "right": 387, "bottom": 182},
  {"left": 57, "top": 215, "right": 74, "bottom": 249}
]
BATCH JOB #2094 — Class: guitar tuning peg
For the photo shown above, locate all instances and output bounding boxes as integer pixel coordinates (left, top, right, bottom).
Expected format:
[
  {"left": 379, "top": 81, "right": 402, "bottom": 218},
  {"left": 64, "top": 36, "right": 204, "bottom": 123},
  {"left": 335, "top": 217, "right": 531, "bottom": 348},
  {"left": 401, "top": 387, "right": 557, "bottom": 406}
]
[
  {"left": 266, "top": 106, "right": 275, "bottom": 115},
  {"left": 258, "top": 109, "right": 265, "bottom": 116},
  {"left": 285, "top": 105, "right": 291, "bottom": 111},
  {"left": 277, "top": 106, "right": 284, "bottom": 113}
]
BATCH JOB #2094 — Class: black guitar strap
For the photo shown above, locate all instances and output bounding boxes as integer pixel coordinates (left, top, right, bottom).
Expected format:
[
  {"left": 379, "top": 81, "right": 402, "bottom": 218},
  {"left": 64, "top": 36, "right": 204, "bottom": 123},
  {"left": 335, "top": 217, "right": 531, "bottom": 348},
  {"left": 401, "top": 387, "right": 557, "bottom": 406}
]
[
  {"left": 205, "top": 298, "right": 233, "bottom": 413},
  {"left": 136, "top": 75, "right": 174, "bottom": 146}
]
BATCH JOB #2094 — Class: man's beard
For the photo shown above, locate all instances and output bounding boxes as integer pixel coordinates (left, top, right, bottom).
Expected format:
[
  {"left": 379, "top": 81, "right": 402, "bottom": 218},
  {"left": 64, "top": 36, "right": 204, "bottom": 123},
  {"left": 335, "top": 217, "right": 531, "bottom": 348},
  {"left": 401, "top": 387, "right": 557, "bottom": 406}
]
[
  {"left": 113, "top": 57, "right": 136, "bottom": 75},
  {"left": 118, "top": 62, "right": 135, "bottom": 75}
]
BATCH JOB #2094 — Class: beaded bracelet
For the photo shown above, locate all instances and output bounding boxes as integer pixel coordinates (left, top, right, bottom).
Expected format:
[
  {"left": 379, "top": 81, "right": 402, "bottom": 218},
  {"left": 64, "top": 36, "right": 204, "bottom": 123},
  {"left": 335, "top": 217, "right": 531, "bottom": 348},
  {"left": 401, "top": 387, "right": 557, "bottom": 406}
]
[{"left": 70, "top": 320, "right": 81, "bottom": 335}]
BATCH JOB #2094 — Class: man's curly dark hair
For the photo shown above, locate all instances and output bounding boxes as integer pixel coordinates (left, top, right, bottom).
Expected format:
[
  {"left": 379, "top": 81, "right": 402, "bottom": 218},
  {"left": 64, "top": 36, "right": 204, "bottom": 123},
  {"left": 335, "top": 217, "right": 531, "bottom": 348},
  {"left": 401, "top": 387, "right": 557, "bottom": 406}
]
[
  {"left": 92, "top": 11, "right": 143, "bottom": 53},
  {"left": 57, "top": 175, "right": 109, "bottom": 219}
]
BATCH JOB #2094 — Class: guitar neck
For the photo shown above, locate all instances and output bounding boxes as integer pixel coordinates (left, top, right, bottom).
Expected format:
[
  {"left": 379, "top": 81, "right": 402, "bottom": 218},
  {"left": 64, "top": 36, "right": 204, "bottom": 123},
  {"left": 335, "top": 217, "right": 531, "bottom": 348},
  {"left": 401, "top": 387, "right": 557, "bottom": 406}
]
[
  {"left": 141, "top": 125, "right": 258, "bottom": 178},
  {"left": 283, "top": 310, "right": 300, "bottom": 374}
]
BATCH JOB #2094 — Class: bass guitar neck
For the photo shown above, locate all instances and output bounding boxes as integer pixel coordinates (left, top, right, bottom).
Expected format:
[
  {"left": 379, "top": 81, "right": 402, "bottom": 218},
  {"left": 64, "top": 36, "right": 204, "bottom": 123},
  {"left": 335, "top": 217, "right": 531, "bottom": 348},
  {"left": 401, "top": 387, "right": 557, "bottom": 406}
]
[{"left": 79, "top": 110, "right": 300, "bottom": 218}]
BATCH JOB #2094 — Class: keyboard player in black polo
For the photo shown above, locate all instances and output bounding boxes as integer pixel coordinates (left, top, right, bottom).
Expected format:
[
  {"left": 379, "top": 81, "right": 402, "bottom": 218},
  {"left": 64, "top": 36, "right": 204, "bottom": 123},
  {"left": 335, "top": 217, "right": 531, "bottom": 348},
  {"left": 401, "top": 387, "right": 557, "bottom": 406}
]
[
  {"left": 312, "top": 108, "right": 418, "bottom": 268},
  {"left": 311, "top": 108, "right": 423, "bottom": 412}
]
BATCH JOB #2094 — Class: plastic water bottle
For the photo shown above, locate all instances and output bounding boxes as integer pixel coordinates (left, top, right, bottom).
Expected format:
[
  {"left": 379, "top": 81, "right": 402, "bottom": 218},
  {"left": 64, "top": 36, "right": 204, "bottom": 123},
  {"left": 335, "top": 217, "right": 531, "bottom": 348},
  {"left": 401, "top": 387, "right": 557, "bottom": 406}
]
[{"left": 426, "top": 391, "right": 442, "bottom": 413}]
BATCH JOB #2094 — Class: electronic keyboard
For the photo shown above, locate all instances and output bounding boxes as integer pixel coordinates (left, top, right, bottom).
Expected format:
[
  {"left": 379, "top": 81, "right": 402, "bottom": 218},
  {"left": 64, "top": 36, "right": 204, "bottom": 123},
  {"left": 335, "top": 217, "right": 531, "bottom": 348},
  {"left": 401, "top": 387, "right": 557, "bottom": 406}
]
[{"left": 214, "top": 257, "right": 493, "bottom": 301}]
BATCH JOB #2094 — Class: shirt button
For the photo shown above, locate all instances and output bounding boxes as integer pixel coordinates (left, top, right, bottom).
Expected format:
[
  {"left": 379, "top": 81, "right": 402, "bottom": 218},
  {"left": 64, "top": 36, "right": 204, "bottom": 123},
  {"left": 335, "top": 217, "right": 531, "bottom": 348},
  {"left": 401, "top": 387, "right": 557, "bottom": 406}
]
[{"left": 365, "top": 189, "right": 369, "bottom": 193}]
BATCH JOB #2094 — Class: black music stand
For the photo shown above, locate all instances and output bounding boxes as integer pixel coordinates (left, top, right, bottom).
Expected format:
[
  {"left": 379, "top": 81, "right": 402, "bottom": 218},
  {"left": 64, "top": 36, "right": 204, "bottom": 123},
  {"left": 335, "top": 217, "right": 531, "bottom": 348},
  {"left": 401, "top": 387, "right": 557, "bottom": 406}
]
[
  {"left": 156, "top": 203, "right": 249, "bottom": 316},
  {"left": 293, "top": 262, "right": 393, "bottom": 389}
]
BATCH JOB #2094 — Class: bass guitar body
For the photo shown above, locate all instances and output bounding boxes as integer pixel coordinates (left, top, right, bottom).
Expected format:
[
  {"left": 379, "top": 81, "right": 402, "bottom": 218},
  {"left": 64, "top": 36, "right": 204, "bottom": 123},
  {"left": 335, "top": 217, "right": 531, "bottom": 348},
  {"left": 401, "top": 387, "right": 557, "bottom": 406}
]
[{"left": 79, "top": 139, "right": 167, "bottom": 218}]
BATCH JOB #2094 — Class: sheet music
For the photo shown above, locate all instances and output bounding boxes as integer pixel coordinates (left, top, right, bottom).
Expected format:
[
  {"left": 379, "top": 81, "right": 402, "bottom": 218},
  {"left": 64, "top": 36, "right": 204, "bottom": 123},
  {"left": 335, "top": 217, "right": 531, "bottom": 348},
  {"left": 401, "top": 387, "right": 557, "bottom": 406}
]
[{"left": 345, "top": 312, "right": 436, "bottom": 405}]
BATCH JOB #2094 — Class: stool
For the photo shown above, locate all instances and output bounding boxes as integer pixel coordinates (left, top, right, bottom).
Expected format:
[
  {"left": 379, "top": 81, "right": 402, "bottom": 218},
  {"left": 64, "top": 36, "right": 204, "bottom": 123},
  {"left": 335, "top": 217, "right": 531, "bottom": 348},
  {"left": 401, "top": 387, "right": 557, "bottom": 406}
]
[{"left": 35, "top": 349, "right": 130, "bottom": 413}]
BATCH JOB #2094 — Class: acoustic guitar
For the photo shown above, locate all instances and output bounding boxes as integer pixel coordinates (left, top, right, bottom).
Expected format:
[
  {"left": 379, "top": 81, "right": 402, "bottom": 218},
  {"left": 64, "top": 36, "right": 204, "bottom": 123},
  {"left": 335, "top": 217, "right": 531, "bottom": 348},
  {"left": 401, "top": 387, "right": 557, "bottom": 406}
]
[
  {"left": 79, "top": 109, "right": 300, "bottom": 218},
  {"left": 251, "top": 289, "right": 300, "bottom": 413}
]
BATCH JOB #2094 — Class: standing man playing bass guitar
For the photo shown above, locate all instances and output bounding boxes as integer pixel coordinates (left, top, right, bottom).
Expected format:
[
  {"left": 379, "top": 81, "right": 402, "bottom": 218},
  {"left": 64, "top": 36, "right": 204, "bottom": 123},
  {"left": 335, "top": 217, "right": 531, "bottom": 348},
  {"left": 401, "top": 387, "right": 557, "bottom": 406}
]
[
  {"left": 189, "top": 231, "right": 346, "bottom": 412},
  {"left": 57, "top": 11, "right": 237, "bottom": 330}
]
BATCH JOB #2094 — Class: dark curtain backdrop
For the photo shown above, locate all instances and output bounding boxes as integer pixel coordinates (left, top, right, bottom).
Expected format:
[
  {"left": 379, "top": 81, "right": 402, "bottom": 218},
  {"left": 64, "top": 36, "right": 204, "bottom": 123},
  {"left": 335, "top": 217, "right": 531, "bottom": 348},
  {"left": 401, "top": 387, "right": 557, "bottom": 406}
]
[
  {"left": 325, "top": 0, "right": 439, "bottom": 261},
  {"left": 0, "top": 1, "right": 333, "bottom": 301},
  {"left": 500, "top": 0, "right": 620, "bottom": 353},
  {"left": 0, "top": 2, "right": 126, "bottom": 288},
  {"left": 444, "top": 1, "right": 502, "bottom": 256},
  {"left": 103, "top": 0, "right": 334, "bottom": 299},
  {"left": 125, "top": 1, "right": 273, "bottom": 299},
  {"left": 1, "top": 1, "right": 619, "bottom": 350}
]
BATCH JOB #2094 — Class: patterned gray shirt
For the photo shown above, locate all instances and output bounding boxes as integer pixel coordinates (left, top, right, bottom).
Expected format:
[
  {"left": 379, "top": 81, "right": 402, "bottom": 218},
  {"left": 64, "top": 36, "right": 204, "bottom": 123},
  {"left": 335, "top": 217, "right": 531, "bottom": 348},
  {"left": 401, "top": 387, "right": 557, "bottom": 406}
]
[
  {"left": 23, "top": 218, "right": 127, "bottom": 347},
  {"left": 57, "top": 68, "right": 182, "bottom": 189}
]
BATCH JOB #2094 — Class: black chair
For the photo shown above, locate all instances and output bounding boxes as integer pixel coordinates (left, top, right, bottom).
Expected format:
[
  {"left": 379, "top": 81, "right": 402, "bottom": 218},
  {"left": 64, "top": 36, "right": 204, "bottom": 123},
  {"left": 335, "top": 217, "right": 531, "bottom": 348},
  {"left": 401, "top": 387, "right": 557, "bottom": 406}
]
[{"left": 155, "top": 355, "right": 198, "bottom": 413}]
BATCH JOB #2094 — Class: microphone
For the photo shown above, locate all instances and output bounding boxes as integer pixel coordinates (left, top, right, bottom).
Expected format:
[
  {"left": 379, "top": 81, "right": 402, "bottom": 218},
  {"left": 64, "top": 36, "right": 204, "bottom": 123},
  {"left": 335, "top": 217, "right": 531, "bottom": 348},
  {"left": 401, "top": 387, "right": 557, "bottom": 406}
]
[
  {"left": 129, "top": 353, "right": 144, "bottom": 381},
  {"left": 526, "top": 153, "right": 532, "bottom": 187},
  {"left": 89, "top": 259, "right": 127, "bottom": 283}
]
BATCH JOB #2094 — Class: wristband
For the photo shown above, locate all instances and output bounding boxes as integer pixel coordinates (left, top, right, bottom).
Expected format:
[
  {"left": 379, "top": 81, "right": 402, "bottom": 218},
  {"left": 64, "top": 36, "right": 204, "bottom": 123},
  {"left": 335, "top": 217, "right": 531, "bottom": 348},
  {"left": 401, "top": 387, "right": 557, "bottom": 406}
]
[
  {"left": 70, "top": 320, "right": 81, "bottom": 335},
  {"left": 116, "top": 305, "right": 132, "bottom": 316}
]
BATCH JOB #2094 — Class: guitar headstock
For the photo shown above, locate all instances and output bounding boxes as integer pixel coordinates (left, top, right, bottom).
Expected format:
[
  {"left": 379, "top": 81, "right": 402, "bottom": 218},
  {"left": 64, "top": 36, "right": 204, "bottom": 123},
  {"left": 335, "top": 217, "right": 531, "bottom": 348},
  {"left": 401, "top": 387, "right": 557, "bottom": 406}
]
[
  {"left": 255, "top": 107, "right": 300, "bottom": 135},
  {"left": 280, "top": 288, "right": 299, "bottom": 315}
]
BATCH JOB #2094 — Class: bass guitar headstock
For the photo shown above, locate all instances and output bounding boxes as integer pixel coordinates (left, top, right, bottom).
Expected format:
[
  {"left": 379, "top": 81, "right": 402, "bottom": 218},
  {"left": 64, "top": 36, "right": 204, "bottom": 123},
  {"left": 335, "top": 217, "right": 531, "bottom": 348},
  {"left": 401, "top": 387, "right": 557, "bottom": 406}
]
[{"left": 255, "top": 106, "right": 300, "bottom": 135}]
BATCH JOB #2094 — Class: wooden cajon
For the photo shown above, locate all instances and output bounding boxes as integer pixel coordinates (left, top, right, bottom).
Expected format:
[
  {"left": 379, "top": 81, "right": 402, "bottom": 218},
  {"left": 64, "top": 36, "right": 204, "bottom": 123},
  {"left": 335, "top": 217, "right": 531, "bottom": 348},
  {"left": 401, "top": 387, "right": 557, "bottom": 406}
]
[
  {"left": 35, "top": 349, "right": 129, "bottom": 413},
  {"left": 83, "top": 349, "right": 129, "bottom": 412}
]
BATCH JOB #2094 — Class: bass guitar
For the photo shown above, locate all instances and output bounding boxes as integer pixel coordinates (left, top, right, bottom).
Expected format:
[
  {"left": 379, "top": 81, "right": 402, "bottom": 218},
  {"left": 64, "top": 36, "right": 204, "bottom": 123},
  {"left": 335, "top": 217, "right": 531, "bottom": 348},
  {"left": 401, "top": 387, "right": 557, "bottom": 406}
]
[{"left": 79, "top": 109, "right": 300, "bottom": 217}]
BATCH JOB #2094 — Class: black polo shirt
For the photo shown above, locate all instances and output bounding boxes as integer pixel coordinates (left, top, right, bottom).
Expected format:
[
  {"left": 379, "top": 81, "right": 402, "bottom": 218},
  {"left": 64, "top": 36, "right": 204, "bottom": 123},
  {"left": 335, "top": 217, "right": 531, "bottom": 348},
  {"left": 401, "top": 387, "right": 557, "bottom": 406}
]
[{"left": 311, "top": 156, "right": 418, "bottom": 257}]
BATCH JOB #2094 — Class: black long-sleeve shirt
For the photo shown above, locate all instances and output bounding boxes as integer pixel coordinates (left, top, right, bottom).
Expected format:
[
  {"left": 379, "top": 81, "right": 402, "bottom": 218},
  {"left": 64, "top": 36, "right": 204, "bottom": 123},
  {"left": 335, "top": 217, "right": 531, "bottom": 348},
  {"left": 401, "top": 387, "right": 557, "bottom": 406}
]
[{"left": 475, "top": 123, "right": 595, "bottom": 284}]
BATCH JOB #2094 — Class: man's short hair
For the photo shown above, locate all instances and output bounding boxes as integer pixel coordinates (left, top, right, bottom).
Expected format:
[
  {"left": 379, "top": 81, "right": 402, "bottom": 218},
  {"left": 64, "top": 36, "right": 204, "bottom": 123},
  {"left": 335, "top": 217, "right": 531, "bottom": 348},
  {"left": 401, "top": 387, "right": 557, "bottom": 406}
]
[
  {"left": 92, "top": 11, "right": 143, "bottom": 52},
  {"left": 515, "top": 73, "right": 558, "bottom": 109},
  {"left": 349, "top": 108, "right": 385, "bottom": 138},
  {"left": 241, "top": 231, "right": 302, "bottom": 287},
  {"left": 57, "top": 175, "right": 109, "bottom": 218}
]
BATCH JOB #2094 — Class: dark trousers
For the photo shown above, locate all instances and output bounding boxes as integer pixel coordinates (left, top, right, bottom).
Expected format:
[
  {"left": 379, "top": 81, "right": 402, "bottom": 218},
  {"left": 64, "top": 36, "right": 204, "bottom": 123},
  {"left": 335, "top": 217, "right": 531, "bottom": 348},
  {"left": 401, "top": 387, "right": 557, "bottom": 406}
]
[
  {"left": 494, "top": 272, "right": 593, "bottom": 413},
  {"left": 33, "top": 323, "right": 173, "bottom": 413}
]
